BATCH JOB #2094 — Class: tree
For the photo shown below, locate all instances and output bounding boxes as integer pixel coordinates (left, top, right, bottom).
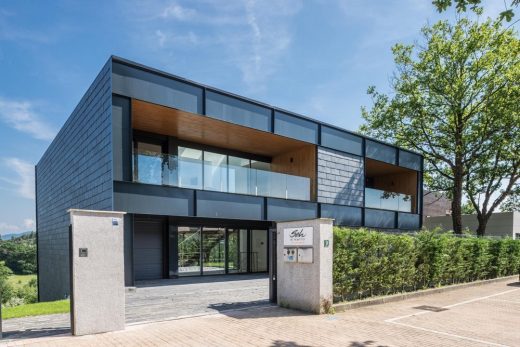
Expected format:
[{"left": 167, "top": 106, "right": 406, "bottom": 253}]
[
  {"left": 361, "top": 18, "right": 520, "bottom": 235},
  {"left": 461, "top": 201, "right": 476, "bottom": 214},
  {"left": 501, "top": 186, "right": 520, "bottom": 212},
  {"left": 433, "top": 0, "right": 519, "bottom": 21}
]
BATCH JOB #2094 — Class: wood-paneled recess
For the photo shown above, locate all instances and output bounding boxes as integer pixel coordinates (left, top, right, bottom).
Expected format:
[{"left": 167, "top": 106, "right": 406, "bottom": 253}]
[
  {"left": 366, "top": 158, "right": 418, "bottom": 213},
  {"left": 132, "top": 99, "right": 317, "bottom": 200},
  {"left": 132, "top": 99, "right": 313, "bottom": 157},
  {"left": 272, "top": 146, "right": 317, "bottom": 201}
]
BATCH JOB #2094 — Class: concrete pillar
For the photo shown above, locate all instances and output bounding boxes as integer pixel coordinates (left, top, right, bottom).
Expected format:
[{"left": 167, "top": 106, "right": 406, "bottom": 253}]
[
  {"left": 276, "top": 218, "right": 333, "bottom": 314},
  {"left": 69, "top": 209, "right": 126, "bottom": 335}
]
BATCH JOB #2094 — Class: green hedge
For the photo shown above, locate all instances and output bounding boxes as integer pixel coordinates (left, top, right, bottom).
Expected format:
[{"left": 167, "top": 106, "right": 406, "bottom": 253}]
[{"left": 333, "top": 228, "right": 520, "bottom": 302}]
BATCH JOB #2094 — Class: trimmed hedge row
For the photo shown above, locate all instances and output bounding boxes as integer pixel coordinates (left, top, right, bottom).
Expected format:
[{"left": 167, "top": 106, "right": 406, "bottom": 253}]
[{"left": 333, "top": 228, "right": 520, "bottom": 302}]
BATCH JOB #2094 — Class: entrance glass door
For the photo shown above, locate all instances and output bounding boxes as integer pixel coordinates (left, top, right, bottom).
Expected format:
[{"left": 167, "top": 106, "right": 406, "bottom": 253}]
[
  {"left": 177, "top": 227, "right": 201, "bottom": 276},
  {"left": 250, "top": 229, "right": 268, "bottom": 272},
  {"left": 227, "top": 229, "right": 248, "bottom": 273},
  {"left": 202, "top": 227, "right": 226, "bottom": 275}
]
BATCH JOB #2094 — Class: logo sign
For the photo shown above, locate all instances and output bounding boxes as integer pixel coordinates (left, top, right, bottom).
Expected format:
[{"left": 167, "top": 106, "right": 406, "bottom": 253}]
[{"left": 284, "top": 227, "right": 313, "bottom": 246}]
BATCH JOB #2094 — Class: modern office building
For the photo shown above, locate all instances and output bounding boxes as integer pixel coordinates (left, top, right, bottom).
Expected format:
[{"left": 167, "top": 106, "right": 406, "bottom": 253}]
[{"left": 36, "top": 56, "right": 424, "bottom": 301}]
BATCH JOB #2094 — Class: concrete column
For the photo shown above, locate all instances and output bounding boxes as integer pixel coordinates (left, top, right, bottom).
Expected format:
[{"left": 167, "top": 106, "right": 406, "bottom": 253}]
[
  {"left": 69, "top": 209, "right": 126, "bottom": 336},
  {"left": 276, "top": 218, "right": 333, "bottom": 314}
]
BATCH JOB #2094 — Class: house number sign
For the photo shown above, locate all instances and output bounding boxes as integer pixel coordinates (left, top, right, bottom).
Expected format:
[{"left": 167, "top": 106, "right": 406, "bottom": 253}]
[{"left": 283, "top": 227, "right": 313, "bottom": 246}]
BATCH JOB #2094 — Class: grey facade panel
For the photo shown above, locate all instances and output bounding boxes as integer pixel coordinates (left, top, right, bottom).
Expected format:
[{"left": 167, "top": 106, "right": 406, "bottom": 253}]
[
  {"left": 112, "top": 95, "right": 132, "bottom": 181},
  {"left": 274, "top": 111, "right": 318, "bottom": 144},
  {"left": 365, "top": 209, "right": 396, "bottom": 229},
  {"left": 399, "top": 150, "right": 421, "bottom": 171},
  {"left": 320, "top": 204, "right": 362, "bottom": 227},
  {"left": 317, "top": 147, "right": 364, "bottom": 207},
  {"left": 113, "top": 181, "right": 194, "bottom": 216},
  {"left": 267, "top": 198, "right": 317, "bottom": 221},
  {"left": 205, "top": 91, "right": 272, "bottom": 132},
  {"left": 366, "top": 140, "right": 397, "bottom": 165},
  {"left": 112, "top": 62, "right": 203, "bottom": 114},
  {"left": 196, "top": 191, "right": 265, "bottom": 220},
  {"left": 398, "top": 213, "right": 421, "bottom": 230},
  {"left": 321, "top": 126, "right": 363, "bottom": 156},
  {"left": 36, "top": 60, "right": 113, "bottom": 301}
]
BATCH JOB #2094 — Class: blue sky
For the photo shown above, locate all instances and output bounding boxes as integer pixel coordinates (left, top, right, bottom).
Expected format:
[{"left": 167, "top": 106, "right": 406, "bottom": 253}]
[{"left": 0, "top": 0, "right": 508, "bottom": 234}]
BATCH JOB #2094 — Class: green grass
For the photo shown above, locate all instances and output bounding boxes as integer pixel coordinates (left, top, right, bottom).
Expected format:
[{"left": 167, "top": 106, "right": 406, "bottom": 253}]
[
  {"left": 2, "top": 299, "right": 70, "bottom": 319},
  {"left": 7, "top": 274, "right": 37, "bottom": 290}
]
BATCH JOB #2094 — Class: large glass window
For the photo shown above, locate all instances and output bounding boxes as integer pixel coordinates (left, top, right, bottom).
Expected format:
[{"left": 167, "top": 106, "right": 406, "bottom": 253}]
[
  {"left": 365, "top": 140, "right": 397, "bottom": 165},
  {"left": 203, "top": 151, "right": 228, "bottom": 192},
  {"left": 178, "top": 147, "right": 203, "bottom": 189},
  {"left": 399, "top": 150, "right": 421, "bottom": 171},
  {"left": 202, "top": 227, "right": 226, "bottom": 275},
  {"left": 227, "top": 229, "right": 248, "bottom": 273},
  {"left": 274, "top": 111, "right": 318, "bottom": 144},
  {"left": 134, "top": 142, "right": 163, "bottom": 185},
  {"left": 205, "top": 91, "right": 272, "bottom": 131},
  {"left": 228, "top": 156, "right": 251, "bottom": 195},
  {"left": 177, "top": 227, "right": 201, "bottom": 276},
  {"left": 321, "top": 126, "right": 363, "bottom": 156}
]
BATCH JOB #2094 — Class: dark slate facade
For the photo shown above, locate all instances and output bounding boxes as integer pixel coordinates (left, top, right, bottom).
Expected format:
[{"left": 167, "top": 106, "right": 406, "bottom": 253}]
[
  {"left": 36, "top": 56, "right": 424, "bottom": 300},
  {"left": 36, "top": 60, "right": 113, "bottom": 301}
]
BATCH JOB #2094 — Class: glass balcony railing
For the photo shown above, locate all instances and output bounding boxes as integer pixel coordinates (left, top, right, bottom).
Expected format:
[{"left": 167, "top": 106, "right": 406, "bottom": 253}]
[
  {"left": 364, "top": 187, "right": 412, "bottom": 213},
  {"left": 134, "top": 152, "right": 311, "bottom": 201}
]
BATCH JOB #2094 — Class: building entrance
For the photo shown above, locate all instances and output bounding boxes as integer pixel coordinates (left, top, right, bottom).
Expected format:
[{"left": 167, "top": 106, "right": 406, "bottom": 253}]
[{"left": 175, "top": 226, "right": 268, "bottom": 277}]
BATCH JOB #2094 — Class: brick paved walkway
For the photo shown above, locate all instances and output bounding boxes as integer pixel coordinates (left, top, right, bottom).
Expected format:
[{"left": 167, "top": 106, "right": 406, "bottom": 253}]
[{"left": 3, "top": 278, "right": 520, "bottom": 346}]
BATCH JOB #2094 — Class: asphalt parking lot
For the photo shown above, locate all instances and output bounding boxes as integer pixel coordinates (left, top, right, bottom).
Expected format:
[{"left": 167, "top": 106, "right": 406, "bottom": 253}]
[{"left": 5, "top": 276, "right": 520, "bottom": 346}]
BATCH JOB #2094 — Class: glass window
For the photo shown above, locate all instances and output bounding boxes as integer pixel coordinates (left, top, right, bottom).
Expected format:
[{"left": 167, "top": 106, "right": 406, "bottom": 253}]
[
  {"left": 203, "top": 151, "right": 228, "bottom": 192},
  {"left": 177, "top": 226, "right": 201, "bottom": 276},
  {"left": 202, "top": 227, "right": 226, "bottom": 275},
  {"left": 364, "top": 209, "right": 396, "bottom": 229},
  {"left": 205, "top": 91, "right": 272, "bottom": 131},
  {"left": 399, "top": 150, "right": 421, "bottom": 171},
  {"left": 228, "top": 156, "right": 250, "bottom": 195},
  {"left": 112, "top": 62, "right": 203, "bottom": 114},
  {"left": 178, "top": 147, "right": 203, "bottom": 189},
  {"left": 274, "top": 111, "right": 318, "bottom": 143},
  {"left": 134, "top": 142, "right": 163, "bottom": 185},
  {"left": 321, "top": 126, "right": 363, "bottom": 156},
  {"left": 398, "top": 213, "right": 420, "bottom": 230},
  {"left": 250, "top": 160, "right": 271, "bottom": 171},
  {"left": 227, "top": 229, "right": 248, "bottom": 273},
  {"left": 320, "top": 204, "right": 362, "bottom": 226},
  {"left": 365, "top": 140, "right": 397, "bottom": 165}
]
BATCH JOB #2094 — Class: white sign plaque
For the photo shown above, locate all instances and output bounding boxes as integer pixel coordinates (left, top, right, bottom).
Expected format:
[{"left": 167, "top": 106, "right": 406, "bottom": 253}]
[{"left": 284, "top": 227, "right": 313, "bottom": 246}]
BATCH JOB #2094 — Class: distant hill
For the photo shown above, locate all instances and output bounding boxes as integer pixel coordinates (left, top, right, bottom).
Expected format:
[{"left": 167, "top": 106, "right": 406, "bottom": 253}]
[{"left": 1, "top": 231, "right": 33, "bottom": 241}]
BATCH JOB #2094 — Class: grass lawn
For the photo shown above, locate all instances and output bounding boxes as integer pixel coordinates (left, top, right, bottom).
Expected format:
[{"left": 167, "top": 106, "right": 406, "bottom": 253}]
[
  {"left": 2, "top": 299, "right": 70, "bottom": 319},
  {"left": 7, "top": 274, "right": 37, "bottom": 290}
]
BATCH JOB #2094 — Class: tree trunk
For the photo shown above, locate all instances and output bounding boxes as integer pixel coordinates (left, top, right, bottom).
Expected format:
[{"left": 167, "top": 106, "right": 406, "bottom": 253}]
[
  {"left": 476, "top": 214, "right": 488, "bottom": 237},
  {"left": 451, "top": 171, "right": 463, "bottom": 234}
]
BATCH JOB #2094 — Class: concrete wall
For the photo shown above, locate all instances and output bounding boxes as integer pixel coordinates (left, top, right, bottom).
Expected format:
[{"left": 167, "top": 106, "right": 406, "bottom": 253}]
[
  {"left": 277, "top": 219, "right": 333, "bottom": 314},
  {"left": 36, "top": 60, "right": 113, "bottom": 301},
  {"left": 317, "top": 147, "right": 364, "bottom": 206},
  {"left": 70, "top": 210, "right": 125, "bottom": 335},
  {"left": 424, "top": 212, "right": 519, "bottom": 238}
]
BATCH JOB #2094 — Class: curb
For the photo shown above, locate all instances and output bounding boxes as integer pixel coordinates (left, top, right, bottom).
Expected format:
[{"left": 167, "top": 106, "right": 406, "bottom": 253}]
[{"left": 333, "top": 275, "right": 519, "bottom": 312}]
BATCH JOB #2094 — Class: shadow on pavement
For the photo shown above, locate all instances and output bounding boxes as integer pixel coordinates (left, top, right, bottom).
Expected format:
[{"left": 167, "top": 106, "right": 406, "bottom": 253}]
[
  {"left": 207, "top": 303, "right": 309, "bottom": 320},
  {"left": 506, "top": 281, "right": 520, "bottom": 287},
  {"left": 135, "top": 273, "right": 269, "bottom": 288},
  {"left": 2, "top": 327, "right": 70, "bottom": 341}
]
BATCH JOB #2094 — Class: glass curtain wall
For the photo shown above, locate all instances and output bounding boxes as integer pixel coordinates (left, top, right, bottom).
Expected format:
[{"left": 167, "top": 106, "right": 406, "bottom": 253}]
[
  {"left": 202, "top": 227, "right": 226, "bottom": 275},
  {"left": 227, "top": 229, "right": 248, "bottom": 273},
  {"left": 177, "top": 227, "right": 201, "bottom": 276}
]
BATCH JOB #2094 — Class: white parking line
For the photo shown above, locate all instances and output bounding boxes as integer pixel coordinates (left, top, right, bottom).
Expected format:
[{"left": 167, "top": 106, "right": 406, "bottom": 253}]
[
  {"left": 385, "top": 288, "right": 520, "bottom": 323},
  {"left": 390, "top": 321, "right": 510, "bottom": 347},
  {"left": 384, "top": 288, "right": 520, "bottom": 347}
]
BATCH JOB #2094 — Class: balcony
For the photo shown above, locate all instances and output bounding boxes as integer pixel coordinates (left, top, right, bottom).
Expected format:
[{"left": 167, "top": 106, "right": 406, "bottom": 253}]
[
  {"left": 364, "top": 187, "right": 412, "bottom": 213},
  {"left": 134, "top": 151, "right": 311, "bottom": 201}
]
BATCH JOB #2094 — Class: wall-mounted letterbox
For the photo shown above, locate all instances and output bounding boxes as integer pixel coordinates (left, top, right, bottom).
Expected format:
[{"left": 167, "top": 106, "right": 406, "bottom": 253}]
[
  {"left": 283, "top": 247, "right": 297, "bottom": 262},
  {"left": 297, "top": 247, "right": 313, "bottom": 263}
]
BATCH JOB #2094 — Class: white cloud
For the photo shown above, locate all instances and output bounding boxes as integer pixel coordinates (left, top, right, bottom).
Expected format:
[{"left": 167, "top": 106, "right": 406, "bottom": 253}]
[
  {"left": 0, "top": 97, "right": 56, "bottom": 141},
  {"left": 23, "top": 218, "right": 35, "bottom": 230},
  {"left": 2, "top": 158, "right": 35, "bottom": 200},
  {"left": 125, "top": 0, "right": 302, "bottom": 92}
]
